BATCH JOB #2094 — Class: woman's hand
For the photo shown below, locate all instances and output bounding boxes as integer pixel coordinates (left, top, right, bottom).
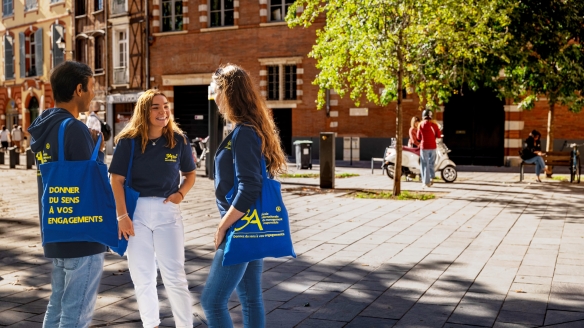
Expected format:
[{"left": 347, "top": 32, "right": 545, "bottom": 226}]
[
  {"left": 163, "top": 192, "right": 183, "bottom": 204},
  {"left": 118, "top": 217, "right": 135, "bottom": 240},
  {"left": 214, "top": 227, "right": 228, "bottom": 250}
]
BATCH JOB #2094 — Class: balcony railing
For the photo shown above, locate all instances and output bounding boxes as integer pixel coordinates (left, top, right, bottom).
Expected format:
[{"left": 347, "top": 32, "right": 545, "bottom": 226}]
[
  {"left": 111, "top": 0, "right": 127, "bottom": 15},
  {"left": 113, "top": 67, "right": 128, "bottom": 85}
]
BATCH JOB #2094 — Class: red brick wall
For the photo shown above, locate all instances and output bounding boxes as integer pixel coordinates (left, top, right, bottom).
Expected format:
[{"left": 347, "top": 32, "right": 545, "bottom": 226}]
[{"left": 522, "top": 101, "right": 584, "bottom": 140}]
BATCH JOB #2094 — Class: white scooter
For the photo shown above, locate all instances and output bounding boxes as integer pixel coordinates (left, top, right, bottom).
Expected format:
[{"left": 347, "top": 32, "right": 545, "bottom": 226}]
[{"left": 382, "top": 138, "right": 458, "bottom": 183}]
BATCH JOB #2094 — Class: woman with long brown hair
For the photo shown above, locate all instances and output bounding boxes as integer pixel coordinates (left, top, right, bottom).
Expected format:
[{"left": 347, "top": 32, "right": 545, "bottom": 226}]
[
  {"left": 200, "top": 64, "right": 287, "bottom": 327},
  {"left": 108, "top": 89, "right": 196, "bottom": 328}
]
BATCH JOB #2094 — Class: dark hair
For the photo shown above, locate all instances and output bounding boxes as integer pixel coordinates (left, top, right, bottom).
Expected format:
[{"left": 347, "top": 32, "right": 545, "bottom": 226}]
[
  {"left": 50, "top": 61, "right": 93, "bottom": 103},
  {"left": 531, "top": 130, "right": 541, "bottom": 138}
]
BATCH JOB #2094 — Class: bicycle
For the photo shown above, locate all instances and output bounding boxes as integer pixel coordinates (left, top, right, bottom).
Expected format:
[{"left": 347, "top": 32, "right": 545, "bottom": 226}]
[{"left": 562, "top": 141, "right": 582, "bottom": 183}]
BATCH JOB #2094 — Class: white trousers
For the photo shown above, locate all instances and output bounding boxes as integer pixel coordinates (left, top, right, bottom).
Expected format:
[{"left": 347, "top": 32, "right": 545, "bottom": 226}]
[{"left": 127, "top": 197, "right": 193, "bottom": 328}]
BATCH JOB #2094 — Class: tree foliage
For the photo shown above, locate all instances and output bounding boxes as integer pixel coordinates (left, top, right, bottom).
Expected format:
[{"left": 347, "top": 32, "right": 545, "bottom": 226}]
[{"left": 287, "top": 0, "right": 515, "bottom": 194}]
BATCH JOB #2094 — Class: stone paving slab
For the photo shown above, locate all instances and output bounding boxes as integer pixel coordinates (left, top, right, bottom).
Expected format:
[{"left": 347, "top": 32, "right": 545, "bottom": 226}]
[{"left": 1, "top": 163, "right": 584, "bottom": 327}]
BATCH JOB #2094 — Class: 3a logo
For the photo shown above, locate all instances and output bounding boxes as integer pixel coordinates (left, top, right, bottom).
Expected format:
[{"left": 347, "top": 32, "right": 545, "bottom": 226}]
[
  {"left": 235, "top": 209, "right": 263, "bottom": 231},
  {"left": 165, "top": 153, "right": 178, "bottom": 162}
]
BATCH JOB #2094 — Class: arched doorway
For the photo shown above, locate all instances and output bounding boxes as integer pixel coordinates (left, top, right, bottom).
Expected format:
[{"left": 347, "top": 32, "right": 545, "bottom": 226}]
[
  {"left": 443, "top": 88, "right": 505, "bottom": 166},
  {"left": 28, "top": 97, "right": 40, "bottom": 125},
  {"left": 5, "top": 99, "right": 18, "bottom": 130}
]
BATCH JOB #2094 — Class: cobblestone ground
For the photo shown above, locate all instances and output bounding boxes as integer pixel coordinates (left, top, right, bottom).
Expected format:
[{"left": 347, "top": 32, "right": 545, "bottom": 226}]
[{"left": 1, "top": 156, "right": 584, "bottom": 327}]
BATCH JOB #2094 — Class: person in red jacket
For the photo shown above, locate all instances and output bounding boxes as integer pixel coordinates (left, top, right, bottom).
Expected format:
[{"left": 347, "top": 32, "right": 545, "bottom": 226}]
[
  {"left": 408, "top": 116, "right": 421, "bottom": 148},
  {"left": 416, "top": 110, "right": 441, "bottom": 187}
]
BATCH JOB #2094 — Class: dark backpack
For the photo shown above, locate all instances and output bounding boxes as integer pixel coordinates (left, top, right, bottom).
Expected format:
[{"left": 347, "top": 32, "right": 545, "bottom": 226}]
[{"left": 100, "top": 121, "right": 112, "bottom": 141}]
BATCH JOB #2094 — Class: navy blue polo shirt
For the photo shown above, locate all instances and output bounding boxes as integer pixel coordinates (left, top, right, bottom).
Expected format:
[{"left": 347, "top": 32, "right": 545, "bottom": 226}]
[{"left": 109, "top": 133, "right": 196, "bottom": 198}]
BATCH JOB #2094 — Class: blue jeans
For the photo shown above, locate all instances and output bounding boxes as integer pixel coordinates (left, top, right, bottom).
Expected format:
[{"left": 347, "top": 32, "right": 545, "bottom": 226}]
[
  {"left": 420, "top": 149, "right": 437, "bottom": 185},
  {"left": 201, "top": 242, "right": 265, "bottom": 328},
  {"left": 524, "top": 155, "right": 545, "bottom": 176},
  {"left": 43, "top": 253, "right": 105, "bottom": 328}
]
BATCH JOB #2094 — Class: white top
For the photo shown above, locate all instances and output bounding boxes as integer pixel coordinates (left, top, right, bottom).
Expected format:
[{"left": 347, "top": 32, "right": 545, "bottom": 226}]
[
  {"left": 0, "top": 130, "right": 10, "bottom": 142},
  {"left": 11, "top": 128, "right": 22, "bottom": 141},
  {"left": 86, "top": 112, "right": 102, "bottom": 132}
]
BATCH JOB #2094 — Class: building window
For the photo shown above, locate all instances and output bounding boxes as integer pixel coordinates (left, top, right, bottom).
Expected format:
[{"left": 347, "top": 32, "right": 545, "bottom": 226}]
[
  {"left": 24, "top": 0, "right": 37, "bottom": 11},
  {"left": 29, "top": 32, "right": 37, "bottom": 76},
  {"left": 162, "top": 0, "right": 183, "bottom": 32},
  {"left": 267, "top": 66, "right": 279, "bottom": 101},
  {"left": 76, "top": 38, "right": 87, "bottom": 64},
  {"left": 94, "top": 35, "right": 104, "bottom": 73},
  {"left": 269, "top": 0, "right": 294, "bottom": 21},
  {"left": 75, "top": 0, "right": 86, "bottom": 16},
  {"left": 3, "top": 35, "right": 14, "bottom": 80},
  {"left": 113, "top": 29, "right": 128, "bottom": 84},
  {"left": 266, "top": 64, "right": 297, "bottom": 101},
  {"left": 284, "top": 65, "right": 297, "bottom": 100},
  {"left": 20, "top": 29, "right": 43, "bottom": 78},
  {"left": 2, "top": 0, "right": 13, "bottom": 17},
  {"left": 52, "top": 24, "right": 65, "bottom": 68},
  {"left": 94, "top": 0, "right": 103, "bottom": 11},
  {"left": 111, "top": 0, "right": 126, "bottom": 15},
  {"left": 209, "top": 0, "right": 234, "bottom": 27}
]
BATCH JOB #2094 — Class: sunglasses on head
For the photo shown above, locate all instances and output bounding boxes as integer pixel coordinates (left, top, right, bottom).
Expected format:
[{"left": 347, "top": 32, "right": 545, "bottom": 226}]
[{"left": 214, "top": 67, "right": 223, "bottom": 77}]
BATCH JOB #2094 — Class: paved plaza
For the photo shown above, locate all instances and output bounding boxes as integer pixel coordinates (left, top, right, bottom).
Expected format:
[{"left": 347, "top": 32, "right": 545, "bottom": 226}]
[{"left": 1, "top": 157, "right": 584, "bottom": 327}]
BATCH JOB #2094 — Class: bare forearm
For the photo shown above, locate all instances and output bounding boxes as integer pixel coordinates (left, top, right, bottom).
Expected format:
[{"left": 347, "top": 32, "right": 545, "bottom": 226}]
[
  {"left": 179, "top": 171, "right": 195, "bottom": 196},
  {"left": 110, "top": 176, "right": 127, "bottom": 215},
  {"left": 218, "top": 206, "right": 245, "bottom": 231}
]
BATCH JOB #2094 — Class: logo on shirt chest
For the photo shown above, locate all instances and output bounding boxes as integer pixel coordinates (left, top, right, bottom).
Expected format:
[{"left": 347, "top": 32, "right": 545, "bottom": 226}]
[{"left": 165, "top": 153, "right": 178, "bottom": 162}]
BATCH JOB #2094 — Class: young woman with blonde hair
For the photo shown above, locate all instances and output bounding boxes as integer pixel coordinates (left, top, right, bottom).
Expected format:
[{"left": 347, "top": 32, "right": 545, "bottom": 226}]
[
  {"left": 109, "top": 89, "right": 196, "bottom": 328},
  {"left": 200, "top": 64, "right": 287, "bottom": 327}
]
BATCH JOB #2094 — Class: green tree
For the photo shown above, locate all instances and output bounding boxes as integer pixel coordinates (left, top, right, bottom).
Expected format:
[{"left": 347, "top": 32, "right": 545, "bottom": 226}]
[
  {"left": 499, "top": 0, "right": 584, "bottom": 173},
  {"left": 287, "top": 0, "right": 514, "bottom": 194}
]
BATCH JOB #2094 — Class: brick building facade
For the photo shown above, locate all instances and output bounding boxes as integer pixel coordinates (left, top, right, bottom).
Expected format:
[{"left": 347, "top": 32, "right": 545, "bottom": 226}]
[{"left": 1, "top": 0, "right": 72, "bottom": 136}]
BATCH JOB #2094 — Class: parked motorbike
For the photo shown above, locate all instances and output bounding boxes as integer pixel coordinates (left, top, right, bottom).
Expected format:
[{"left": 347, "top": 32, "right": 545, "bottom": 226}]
[
  {"left": 191, "top": 136, "right": 209, "bottom": 169},
  {"left": 382, "top": 138, "right": 458, "bottom": 183}
]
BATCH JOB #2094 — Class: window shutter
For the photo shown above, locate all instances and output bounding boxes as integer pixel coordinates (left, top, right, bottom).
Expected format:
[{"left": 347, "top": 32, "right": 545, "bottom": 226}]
[
  {"left": 4, "top": 36, "right": 14, "bottom": 79},
  {"left": 35, "top": 28, "right": 43, "bottom": 76},
  {"left": 19, "top": 32, "right": 25, "bottom": 78},
  {"left": 52, "top": 25, "right": 65, "bottom": 67}
]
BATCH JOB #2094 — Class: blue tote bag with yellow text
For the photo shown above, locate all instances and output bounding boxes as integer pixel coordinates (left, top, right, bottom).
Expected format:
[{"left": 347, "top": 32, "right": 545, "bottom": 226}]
[
  {"left": 223, "top": 126, "right": 296, "bottom": 266},
  {"left": 39, "top": 118, "right": 118, "bottom": 247}
]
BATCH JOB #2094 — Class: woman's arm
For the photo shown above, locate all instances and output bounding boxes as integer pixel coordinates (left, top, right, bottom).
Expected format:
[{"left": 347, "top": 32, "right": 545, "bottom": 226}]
[
  {"left": 409, "top": 128, "right": 420, "bottom": 146},
  {"left": 110, "top": 173, "right": 134, "bottom": 240},
  {"left": 164, "top": 170, "right": 196, "bottom": 204}
]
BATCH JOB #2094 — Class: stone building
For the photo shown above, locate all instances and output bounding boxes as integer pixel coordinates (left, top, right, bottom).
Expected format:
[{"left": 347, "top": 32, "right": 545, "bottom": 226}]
[{"left": 0, "top": 0, "right": 72, "bottom": 134}]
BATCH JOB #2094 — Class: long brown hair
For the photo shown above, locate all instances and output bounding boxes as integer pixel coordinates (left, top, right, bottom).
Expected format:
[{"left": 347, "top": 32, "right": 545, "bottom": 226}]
[
  {"left": 410, "top": 116, "right": 420, "bottom": 128},
  {"left": 212, "top": 64, "right": 287, "bottom": 176},
  {"left": 114, "top": 89, "right": 186, "bottom": 152}
]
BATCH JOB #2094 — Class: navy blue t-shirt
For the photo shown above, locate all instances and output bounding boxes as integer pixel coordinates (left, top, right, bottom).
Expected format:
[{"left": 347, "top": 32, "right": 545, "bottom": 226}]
[{"left": 109, "top": 132, "right": 196, "bottom": 198}]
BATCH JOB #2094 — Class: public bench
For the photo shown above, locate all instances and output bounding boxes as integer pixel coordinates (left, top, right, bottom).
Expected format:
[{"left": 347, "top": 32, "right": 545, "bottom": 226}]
[{"left": 520, "top": 151, "right": 577, "bottom": 182}]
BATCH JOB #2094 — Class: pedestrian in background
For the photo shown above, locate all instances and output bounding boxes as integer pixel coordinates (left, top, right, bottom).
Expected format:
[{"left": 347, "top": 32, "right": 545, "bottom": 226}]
[
  {"left": 416, "top": 109, "right": 441, "bottom": 187},
  {"left": 201, "top": 64, "right": 287, "bottom": 328},
  {"left": 408, "top": 116, "right": 421, "bottom": 148},
  {"left": 1, "top": 126, "right": 10, "bottom": 151},
  {"left": 521, "top": 129, "right": 546, "bottom": 182},
  {"left": 109, "top": 89, "right": 196, "bottom": 328},
  {"left": 11, "top": 125, "right": 22, "bottom": 152},
  {"left": 28, "top": 61, "right": 106, "bottom": 328},
  {"left": 85, "top": 104, "right": 102, "bottom": 132}
]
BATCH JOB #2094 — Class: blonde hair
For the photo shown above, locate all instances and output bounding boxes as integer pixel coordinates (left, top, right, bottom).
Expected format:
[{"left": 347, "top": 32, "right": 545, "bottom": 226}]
[
  {"left": 114, "top": 89, "right": 186, "bottom": 152},
  {"left": 410, "top": 116, "right": 420, "bottom": 128},
  {"left": 212, "top": 64, "right": 287, "bottom": 176}
]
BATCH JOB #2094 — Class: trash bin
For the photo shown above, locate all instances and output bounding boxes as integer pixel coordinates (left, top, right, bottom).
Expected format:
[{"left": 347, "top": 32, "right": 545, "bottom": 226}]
[{"left": 293, "top": 140, "right": 313, "bottom": 169}]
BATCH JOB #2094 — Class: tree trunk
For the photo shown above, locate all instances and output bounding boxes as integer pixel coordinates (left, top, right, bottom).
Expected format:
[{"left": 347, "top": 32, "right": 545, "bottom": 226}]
[
  {"left": 393, "top": 50, "right": 404, "bottom": 196},
  {"left": 545, "top": 102, "right": 555, "bottom": 177}
]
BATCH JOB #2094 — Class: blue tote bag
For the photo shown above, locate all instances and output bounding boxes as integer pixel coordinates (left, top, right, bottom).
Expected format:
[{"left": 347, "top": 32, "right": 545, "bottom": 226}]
[
  {"left": 110, "top": 139, "right": 140, "bottom": 256},
  {"left": 222, "top": 126, "right": 296, "bottom": 266},
  {"left": 39, "top": 118, "right": 118, "bottom": 247}
]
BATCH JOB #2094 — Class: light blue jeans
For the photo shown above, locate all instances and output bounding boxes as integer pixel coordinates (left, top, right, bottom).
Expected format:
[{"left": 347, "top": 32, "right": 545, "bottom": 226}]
[
  {"left": 524, "top": 155, "right": 545, "bottom": 176},
  {"left": 201, "top": 242, "right": 265, "bottom": 328},
  {"left": 43, "top": 253, "right": 105, "bottom": 328},
  {"left": 420, "top": 149, "right": 437, "bottom": 185}
]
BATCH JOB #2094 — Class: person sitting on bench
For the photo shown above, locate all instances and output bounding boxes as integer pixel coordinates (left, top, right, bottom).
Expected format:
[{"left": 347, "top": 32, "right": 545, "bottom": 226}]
[{"left": 521, "top": 130, "right": 545, "bottom": 182}]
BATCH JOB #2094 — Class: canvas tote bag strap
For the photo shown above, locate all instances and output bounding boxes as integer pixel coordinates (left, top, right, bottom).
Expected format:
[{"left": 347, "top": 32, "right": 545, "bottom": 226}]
[
  {"left": 58, "top": 118, "right": 101, "bottom": 162},
  {"left": 125, "top": 139, "right": 135, "bottom": 188}
]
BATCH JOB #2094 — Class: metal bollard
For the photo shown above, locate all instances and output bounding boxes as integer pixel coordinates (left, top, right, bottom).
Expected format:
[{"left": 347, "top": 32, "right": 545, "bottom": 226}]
[
  {"left": 0, "top": 150, "right": 4, "bottom": 165},
  {"left": 9, "top": 147, "right": 18, "bottom": 168},
  {"left": 26, "top": 148, "right": 35, "bottom": 169}
]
